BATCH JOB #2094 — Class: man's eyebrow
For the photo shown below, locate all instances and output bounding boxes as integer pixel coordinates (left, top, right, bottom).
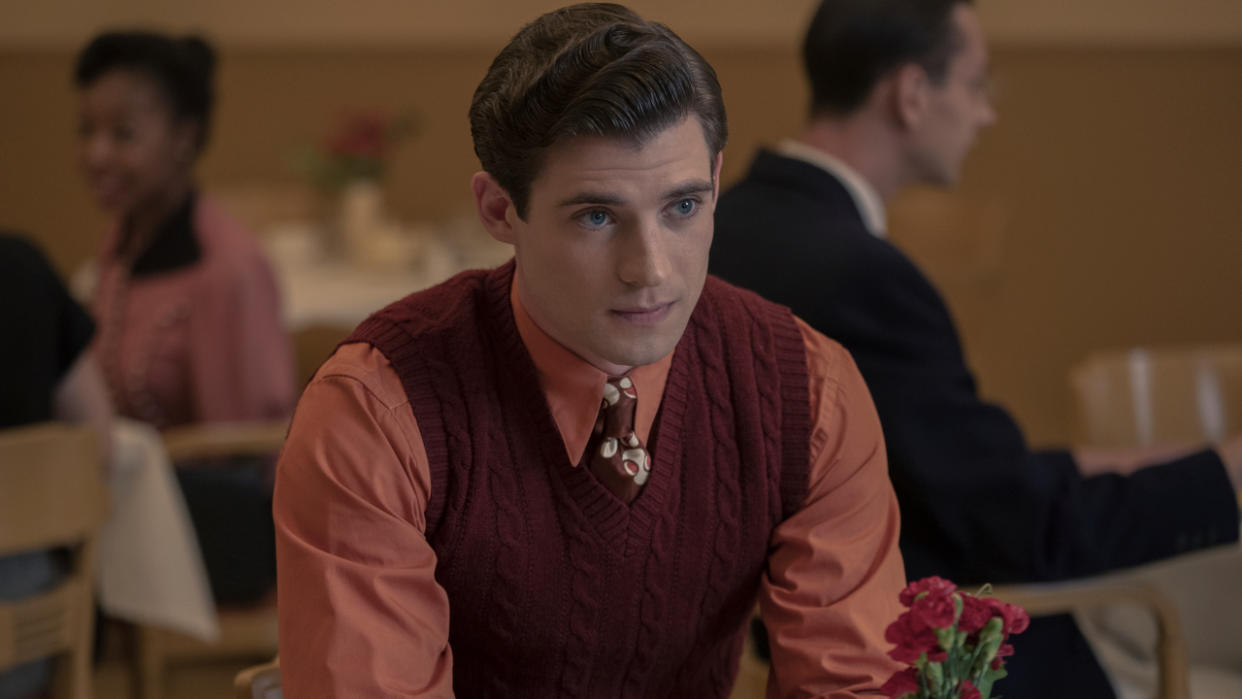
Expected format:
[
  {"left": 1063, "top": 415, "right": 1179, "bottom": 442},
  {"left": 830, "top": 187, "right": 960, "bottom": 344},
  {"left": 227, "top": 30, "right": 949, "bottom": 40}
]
[
  {"left": 663, "top": 180, "right": 715, "bottom": 200},
  {"left": 556, "top": 179, "right": 715, "bottom": 208},
  {"left": 557, "top": 191, "right": 627, "bottom": 208}
]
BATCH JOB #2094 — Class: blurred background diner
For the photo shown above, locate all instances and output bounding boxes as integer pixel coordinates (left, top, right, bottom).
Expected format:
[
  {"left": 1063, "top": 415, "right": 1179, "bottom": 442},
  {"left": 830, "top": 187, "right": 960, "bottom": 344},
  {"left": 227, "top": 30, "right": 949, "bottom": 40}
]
[{"left": 1, "top": 1, "right": 1240, "bottom": 698}]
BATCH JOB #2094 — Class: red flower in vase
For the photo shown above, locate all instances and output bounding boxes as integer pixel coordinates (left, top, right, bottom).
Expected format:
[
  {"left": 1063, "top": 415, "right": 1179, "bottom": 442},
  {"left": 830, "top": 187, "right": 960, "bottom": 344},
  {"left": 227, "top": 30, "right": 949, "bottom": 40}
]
[
  {"left": 295, "top": 109, "right": 418, "bottom": 191},
  {"left": 325, "top": 111, "right": 391, "bottom": 160}
]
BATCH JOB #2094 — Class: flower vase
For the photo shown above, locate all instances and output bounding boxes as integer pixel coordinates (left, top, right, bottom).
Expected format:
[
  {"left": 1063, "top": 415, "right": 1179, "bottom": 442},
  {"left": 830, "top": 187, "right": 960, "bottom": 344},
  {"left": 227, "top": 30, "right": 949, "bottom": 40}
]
[{"left": 337, "top": 178, "right": 385, "bottom": 263}]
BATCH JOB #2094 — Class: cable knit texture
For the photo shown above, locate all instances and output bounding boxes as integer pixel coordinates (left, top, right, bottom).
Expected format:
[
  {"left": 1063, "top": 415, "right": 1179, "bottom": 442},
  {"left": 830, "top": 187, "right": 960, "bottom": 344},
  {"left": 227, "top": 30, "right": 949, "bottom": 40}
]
[{"left": 347, "top": 260, "right": 810, "bottom": 698}]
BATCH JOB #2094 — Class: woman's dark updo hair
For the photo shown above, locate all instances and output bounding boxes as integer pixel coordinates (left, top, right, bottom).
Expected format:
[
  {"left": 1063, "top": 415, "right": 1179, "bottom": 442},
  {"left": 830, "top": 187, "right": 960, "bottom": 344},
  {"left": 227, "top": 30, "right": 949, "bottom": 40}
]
[{"left": 74, "top": 31, "right": 217, "bottom": 152}]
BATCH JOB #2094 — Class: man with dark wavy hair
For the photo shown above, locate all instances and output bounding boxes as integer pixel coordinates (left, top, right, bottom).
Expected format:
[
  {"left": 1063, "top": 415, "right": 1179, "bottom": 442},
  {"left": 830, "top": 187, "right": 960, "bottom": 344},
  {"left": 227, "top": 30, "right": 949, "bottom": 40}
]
[
  {"left": 275, "top": 4, "right": 907, "bottom": 697},
  {"left": 711, "top": 2, "right": 1242, "bottom": 698}
]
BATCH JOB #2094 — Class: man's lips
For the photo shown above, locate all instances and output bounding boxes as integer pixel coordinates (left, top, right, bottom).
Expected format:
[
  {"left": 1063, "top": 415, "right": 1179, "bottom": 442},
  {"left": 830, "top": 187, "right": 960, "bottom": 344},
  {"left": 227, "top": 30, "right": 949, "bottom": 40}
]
[{"left": 611, "top": 301, "right": 675, "bottom": 326}]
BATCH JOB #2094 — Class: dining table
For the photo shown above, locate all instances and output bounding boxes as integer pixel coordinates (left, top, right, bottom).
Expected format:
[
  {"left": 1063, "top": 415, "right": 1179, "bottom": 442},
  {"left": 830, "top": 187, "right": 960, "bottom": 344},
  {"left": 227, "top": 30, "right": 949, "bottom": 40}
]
[{"left": 97, "top": 418, "right": 217, "bottom": 641}]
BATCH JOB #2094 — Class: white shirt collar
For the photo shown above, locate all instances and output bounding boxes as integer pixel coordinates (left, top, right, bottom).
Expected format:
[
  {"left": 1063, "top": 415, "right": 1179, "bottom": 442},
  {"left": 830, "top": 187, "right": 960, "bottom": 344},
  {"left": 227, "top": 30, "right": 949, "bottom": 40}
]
[{"left": 776, "top": 139, "right": 887, "bottom": 238}]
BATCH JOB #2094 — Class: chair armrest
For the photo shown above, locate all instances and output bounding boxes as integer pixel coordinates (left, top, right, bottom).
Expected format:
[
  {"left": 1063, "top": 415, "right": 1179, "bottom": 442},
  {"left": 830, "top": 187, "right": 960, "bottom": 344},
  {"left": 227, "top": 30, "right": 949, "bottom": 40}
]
[
  {"left": 991, "top": 581, "right": 1189, "bottom": 699},
  {"left": 235, "top": 656, "right": 281, "bottom": 699}
]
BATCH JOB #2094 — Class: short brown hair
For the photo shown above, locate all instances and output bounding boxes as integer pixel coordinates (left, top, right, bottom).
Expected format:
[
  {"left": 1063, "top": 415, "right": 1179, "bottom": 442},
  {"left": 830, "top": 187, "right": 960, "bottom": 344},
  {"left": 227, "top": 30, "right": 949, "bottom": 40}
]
[
  {"left": 469, "top": 3, "right": 727, "bottom": 219},
  {"left": 803, "top": 0, "right": 972, "bottom": 116}
]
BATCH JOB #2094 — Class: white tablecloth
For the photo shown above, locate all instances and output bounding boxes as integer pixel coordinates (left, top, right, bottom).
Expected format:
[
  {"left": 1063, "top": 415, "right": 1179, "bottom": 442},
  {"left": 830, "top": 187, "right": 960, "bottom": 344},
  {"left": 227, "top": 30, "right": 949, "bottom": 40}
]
[
  {"left": 263, "top": 221, "right": 512, "bottom": 330},
  {"left": 73, "top": 216, "right": 513, "bottom": 333},
  {"left": 97, "top": 419, "right": 218, "bottom": 641}
]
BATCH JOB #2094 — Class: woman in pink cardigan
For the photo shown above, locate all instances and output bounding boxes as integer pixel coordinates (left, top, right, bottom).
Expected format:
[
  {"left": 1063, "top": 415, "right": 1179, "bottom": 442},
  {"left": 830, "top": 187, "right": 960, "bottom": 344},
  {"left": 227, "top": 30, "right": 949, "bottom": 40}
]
[{"left": 76, "top": 31, "right": 294, "bottom": 604}]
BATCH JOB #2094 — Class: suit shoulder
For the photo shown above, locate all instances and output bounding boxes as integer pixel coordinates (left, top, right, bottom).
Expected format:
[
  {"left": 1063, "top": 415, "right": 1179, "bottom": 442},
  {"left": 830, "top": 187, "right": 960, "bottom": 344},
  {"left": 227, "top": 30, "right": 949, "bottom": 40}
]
[
  {"left": 0, "top": 233, "right": 60, "bottom": 288},
  {"left": 790, "top": 316, "right": 854, "bottom": 368}
]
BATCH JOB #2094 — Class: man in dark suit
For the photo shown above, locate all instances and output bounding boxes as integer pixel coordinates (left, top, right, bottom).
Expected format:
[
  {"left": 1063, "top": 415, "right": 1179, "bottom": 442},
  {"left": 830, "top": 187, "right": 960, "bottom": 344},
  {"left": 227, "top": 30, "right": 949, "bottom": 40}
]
[{"left": 710, "top": 1, "right": 1242, "bottom": 697}]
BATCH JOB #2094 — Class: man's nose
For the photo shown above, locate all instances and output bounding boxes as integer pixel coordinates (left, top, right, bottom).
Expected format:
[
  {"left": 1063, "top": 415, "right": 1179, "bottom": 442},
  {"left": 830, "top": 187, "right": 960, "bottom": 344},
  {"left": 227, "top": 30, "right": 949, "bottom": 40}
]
[{"left": 617, "top": 219, "right": 671, "bottom": 288}]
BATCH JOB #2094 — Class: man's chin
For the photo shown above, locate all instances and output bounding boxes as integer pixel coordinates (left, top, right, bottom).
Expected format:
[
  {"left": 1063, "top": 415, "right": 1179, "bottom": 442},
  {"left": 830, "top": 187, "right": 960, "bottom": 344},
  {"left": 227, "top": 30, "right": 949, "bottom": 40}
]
[{"left": 604, "top": 335, "right": 683, "bottom": 372}]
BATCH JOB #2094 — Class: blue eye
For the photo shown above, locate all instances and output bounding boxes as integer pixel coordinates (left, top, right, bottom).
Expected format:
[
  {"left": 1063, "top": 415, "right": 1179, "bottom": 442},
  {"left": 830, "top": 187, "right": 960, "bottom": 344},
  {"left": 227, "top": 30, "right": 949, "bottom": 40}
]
[
  {"left": 579, "top": 209, "right": 612, "bottom": 230},
  {"left": 675, "top": 199, "right": 697, "bottom": 216}
]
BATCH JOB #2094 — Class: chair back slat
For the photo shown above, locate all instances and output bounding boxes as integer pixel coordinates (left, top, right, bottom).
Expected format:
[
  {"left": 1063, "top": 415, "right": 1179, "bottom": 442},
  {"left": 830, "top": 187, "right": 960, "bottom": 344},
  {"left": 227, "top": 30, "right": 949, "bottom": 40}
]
[
  {"left": 0, "top": 424, "right": 105, "bottom": 555},
  {"left": 0, "top": 423, "right": 105, "bottom": 696},
  {"left": 1071, "top": 345, "right": 1242, "bottom": 447},
  {"left": 5, "top": 584, "right": 77, "bottom": 666}
]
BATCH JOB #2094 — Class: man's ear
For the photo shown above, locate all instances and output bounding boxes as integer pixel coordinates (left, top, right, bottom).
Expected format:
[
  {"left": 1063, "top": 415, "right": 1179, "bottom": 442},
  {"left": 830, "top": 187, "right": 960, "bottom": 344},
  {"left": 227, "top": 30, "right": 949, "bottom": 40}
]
[
  {"left": 892, "top": 62, "right": 929, "bottom": 130},
  {"left": 471, "top": 171, "right": 517, "bottom": 244}
]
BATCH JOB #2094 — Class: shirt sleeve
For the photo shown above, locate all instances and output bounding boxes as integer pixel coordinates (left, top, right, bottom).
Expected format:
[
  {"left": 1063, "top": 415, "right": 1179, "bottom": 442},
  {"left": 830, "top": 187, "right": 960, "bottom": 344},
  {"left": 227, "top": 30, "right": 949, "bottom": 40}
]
[
  {"left": 760, "top": 318, "right": 907, "bottom": 698},
  {"left": 274, "top": 343, "right": 454, "bottom": 698}
]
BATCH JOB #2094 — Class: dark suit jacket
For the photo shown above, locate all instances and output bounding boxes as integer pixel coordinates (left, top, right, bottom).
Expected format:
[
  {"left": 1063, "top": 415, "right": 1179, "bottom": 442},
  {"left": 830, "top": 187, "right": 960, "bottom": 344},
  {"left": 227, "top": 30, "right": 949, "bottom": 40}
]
[{"left": 710, "top": 149, "right": 1241, "bottom": 699}]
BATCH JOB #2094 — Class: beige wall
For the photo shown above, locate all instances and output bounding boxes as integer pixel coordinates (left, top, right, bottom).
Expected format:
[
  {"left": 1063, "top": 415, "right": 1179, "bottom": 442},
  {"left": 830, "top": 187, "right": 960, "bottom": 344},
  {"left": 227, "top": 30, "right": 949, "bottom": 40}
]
[
  {"left": 1, "top": 6, "right": 1240, "bottom": 447},
  {"left": 4, "top": 1, "right": 1242, "bottom": 47}
]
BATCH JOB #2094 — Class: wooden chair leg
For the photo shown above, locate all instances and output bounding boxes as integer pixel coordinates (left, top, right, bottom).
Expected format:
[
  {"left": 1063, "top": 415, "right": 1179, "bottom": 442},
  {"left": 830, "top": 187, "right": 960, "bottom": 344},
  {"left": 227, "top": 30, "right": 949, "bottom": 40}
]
[
  {"left": 52, "top": 582, "right": 97, "bottom": 699},
  {"left": 72, "top": 602, "right": 96, "bottom": 699},
  {"left": 134, "top": 626, "right": 165, "bottom": 699}
]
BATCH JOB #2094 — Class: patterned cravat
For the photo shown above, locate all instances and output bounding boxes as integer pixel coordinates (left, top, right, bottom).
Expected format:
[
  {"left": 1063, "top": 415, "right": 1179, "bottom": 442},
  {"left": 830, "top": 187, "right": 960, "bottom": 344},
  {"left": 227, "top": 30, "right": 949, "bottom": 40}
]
[{"left": 582, "top": 375, "right": 651, "bottom": 503}]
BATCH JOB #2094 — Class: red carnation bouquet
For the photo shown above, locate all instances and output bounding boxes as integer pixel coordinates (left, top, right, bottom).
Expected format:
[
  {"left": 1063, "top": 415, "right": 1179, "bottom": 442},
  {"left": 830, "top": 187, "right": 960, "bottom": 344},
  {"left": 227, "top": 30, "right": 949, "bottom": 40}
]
[{"left": 881, "top": 577, "right": 1030, "bottom": 699}]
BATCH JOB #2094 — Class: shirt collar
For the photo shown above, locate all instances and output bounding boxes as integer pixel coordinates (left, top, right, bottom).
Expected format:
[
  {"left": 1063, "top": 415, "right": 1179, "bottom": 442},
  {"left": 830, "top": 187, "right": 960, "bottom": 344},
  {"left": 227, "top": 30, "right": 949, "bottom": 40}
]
[
  {"left": 510, "top": 276, "right": 672, "bottom": 464},
  {"left": 122, "top": 190, "right": 201, "bottom": 277},
  {"left": 776, "top": 139, "right": 887, "bottom": 238}
]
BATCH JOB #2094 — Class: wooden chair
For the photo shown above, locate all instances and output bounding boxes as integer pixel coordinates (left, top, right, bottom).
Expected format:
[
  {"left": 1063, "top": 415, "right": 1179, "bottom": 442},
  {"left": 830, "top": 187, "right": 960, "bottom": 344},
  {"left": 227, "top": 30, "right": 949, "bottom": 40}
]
[
  {"left": 134, "top": 420, "right": 288, "bottom": 699},
  {"left": 1070, "top": 344, "right": 1242, "bottom": 448},
  {"left": 234, "top": 656, "right": 281, "bottom": 699},
  {"left": 993, "top": 581, "right": 1189, "bottom": 698},
  {"left": 0, "top": 424, "right": 107, "bottom": 699},
  {"left": 1067, "top": 344, "right": 1242, "bottom": 693}
]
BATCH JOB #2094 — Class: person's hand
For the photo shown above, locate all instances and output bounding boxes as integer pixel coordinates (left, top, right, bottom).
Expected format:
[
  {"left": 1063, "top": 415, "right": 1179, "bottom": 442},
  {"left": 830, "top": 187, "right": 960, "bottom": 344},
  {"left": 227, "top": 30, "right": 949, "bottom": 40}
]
[{"left": 1073, "top": 442, "right": 1196, "bottom": 476}]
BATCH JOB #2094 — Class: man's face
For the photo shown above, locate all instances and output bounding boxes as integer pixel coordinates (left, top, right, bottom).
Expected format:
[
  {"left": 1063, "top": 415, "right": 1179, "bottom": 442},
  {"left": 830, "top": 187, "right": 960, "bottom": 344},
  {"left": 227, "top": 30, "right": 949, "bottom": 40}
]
[
  {"left": 489, "top": 115, "right": 720, "bottom": 376},
  {"left": 907, "top": 4, "right": 996, "bottom": 186}
]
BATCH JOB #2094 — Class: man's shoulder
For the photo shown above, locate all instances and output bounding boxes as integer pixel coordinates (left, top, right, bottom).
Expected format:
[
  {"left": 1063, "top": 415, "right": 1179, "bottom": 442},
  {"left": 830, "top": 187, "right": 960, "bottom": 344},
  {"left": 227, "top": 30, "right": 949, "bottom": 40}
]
[
  {"left": 714, "top": 156, "right": 882, "bottom": 270},
  {"left": 341, "top": 264, "right": 512, "bottom": 386},
  {"left": 312, "top": 342, "right": 412, "bottom": 411},
  {"left": 711, "top": 194, "right": 902, "bottom": 304},
  {"left": 697, "top": 275, "right": 806, "bottom": 348},
  {"left": 701, "top": 273, "right": 787, "bottom": 314},
  {"left": 317, "top": 270, "right": 497, "bottom": 410},
  {"left": 0, "top": 233, "right": 70, "bottom": 307},
  {"left": 0, "top": 233, "right": 49, "bottom": 278},
  {"left": 360, "top": 265, "right": 504, "bottom": 337},
  {"left": 701, "top": 278, "right": 859, "bottom": 365},
  {"left": 719, "top": 150, "right": 862, "bottom": 218}
]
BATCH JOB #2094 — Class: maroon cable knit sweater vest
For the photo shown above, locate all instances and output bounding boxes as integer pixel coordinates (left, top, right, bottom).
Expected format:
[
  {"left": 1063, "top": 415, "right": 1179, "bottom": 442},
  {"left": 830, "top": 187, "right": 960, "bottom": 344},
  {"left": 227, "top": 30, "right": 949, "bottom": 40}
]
[{"left": 348, "top": 261, "right": 810, "bottom": 698}]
